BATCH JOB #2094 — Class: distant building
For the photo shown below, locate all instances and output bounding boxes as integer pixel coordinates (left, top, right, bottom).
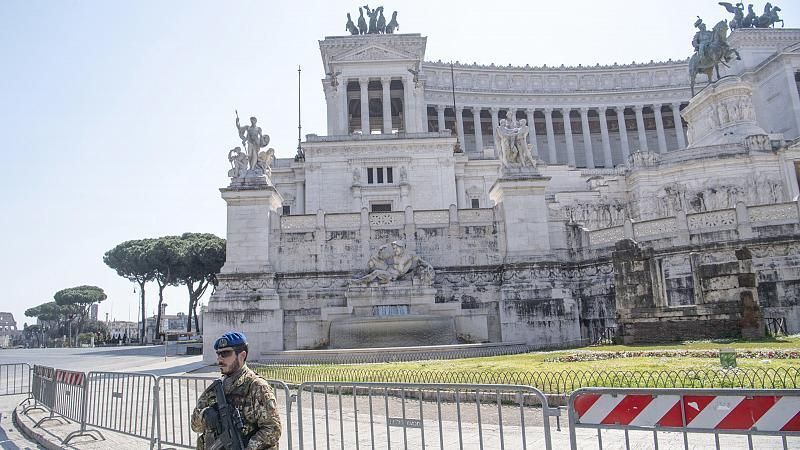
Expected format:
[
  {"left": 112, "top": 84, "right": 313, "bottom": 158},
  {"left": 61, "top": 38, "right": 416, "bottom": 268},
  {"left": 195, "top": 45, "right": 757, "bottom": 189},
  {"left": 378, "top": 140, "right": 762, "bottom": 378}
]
[
  {"left": 90, "top": 304, "right": 98, "bottom": 321},
  {"left": 108, "top": 320, "right": 139, "bottom": 343},
  {"left": 0, "top": 312, "right": 19, "bottom": 348}
]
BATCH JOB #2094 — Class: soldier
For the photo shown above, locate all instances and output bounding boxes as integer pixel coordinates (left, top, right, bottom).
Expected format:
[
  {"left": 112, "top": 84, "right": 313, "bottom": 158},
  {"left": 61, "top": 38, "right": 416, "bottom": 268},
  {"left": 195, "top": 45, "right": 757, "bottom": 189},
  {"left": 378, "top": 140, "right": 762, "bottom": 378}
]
[{"left": 191, "top": 332, "right": 281, "bottom": 450}]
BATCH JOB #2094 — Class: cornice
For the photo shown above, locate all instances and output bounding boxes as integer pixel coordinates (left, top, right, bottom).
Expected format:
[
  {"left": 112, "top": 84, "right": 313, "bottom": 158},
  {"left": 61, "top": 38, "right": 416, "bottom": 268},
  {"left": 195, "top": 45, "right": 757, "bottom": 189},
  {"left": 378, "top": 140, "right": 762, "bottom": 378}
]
[{"left": 423, "top": 58, "right": 689, "bottom": 73}]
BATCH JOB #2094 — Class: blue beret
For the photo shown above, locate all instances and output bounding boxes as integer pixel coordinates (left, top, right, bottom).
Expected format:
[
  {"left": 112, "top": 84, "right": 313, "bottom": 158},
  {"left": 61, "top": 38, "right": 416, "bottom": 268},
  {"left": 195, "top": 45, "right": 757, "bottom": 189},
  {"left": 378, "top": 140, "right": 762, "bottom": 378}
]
[{"left": 214, "top": 331, "right": 247, "bottom": 350}]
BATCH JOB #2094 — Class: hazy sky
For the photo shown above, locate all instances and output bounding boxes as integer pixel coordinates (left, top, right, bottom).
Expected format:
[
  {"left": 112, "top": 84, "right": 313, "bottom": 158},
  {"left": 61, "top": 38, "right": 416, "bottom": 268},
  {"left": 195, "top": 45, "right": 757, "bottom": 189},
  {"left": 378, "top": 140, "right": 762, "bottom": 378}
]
[{"left": 1, "top": 1, "right": 797, "bottom": 328}]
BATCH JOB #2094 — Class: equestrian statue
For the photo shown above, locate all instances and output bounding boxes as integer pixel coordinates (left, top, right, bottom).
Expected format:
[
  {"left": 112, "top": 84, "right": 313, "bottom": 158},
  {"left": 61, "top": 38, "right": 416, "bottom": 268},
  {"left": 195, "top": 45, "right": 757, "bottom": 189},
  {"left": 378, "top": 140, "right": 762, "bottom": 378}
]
[{"left": 688, "top": 17, "right": 741, "bottom": 96}]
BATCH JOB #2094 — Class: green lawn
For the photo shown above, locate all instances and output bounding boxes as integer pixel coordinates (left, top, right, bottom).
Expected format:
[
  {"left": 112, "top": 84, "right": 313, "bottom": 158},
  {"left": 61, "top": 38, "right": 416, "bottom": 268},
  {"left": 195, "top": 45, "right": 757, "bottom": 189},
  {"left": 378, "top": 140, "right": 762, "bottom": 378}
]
[{"left": 254, "top": 336, "right": 800, "bottom": 392}]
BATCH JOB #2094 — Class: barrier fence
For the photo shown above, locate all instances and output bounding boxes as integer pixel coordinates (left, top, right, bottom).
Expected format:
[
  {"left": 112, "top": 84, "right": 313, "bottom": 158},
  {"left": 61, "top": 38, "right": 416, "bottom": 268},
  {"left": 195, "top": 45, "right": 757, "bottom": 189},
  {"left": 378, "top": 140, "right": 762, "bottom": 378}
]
[
  {"left": 568, "top": 387, "right": 800, "bottom": 450},
  {"left": 295, "top": 381, "right": 559, "bottom": 450},
  {"left": 4, "top": 364, "right": 800, "bottom": 449},
  {"left": 0, "top": 363, "right": 31, "bottom": 397}
]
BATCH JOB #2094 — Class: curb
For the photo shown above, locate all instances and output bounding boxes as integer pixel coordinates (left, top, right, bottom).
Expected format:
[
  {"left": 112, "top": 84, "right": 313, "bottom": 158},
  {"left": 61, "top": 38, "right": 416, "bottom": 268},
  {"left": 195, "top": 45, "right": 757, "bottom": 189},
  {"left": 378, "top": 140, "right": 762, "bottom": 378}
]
[{"left": 13, "top": 406, "right": 65, "bottom": 450}]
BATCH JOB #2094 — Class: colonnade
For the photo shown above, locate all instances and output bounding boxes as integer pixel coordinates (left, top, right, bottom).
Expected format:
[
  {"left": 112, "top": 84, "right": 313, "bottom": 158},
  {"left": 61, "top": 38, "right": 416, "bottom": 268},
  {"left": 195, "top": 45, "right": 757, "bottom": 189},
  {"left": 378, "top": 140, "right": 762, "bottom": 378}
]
[
  {"left": 342, "top": 76, "right": 421, "bottom": 134},
  {"left": 428, "top": 103, "right": 688, "bottom": 168}
]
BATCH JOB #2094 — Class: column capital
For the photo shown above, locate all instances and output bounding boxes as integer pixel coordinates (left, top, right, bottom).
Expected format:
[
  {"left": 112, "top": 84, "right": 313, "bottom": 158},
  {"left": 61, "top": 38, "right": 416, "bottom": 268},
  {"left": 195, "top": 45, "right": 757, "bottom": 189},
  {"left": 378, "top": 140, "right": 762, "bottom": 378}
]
[
  {"left": 489, "top": 107, "right": 499, "bottom": 115},
  {"left": 358, "top": 77, "right": 370, "bottom": 85},
  {"left": 543, "top": 107, "right": 554, "bottom": 114},
  {"left": 671, "top": 102, "right": 683, "bottom": 110},
  {"left": 560, "top": 107, "right": 572, "bottom": 114},
  {"left": 596, "top": 106, "right": 609, "bottom": 113},
  {"left": 614, "top": 105, "right": 627, "bottom": 113},
  {"left": 525, "top": 108, "right": 536, "bottom": 114},
  {"left": 380, "top": 76, "right": 392, "bottom": 84},
  {"left": 455, "top": 105, "right": 464, "bottom": 113},
  {"left": 435, "top": 104, "right": 445, "bottom": 112},
  {"left": 652, "top": 103, "right": 663, "bottom": 110},
  {"left": 579, "top": 107, "right": 590, "bottom": 115},
  {"left": 470, "top": 106, "right": 482, "bottom": 114},
  {"left": 633, "top": 104, "right": 644, "bottom": 112}
]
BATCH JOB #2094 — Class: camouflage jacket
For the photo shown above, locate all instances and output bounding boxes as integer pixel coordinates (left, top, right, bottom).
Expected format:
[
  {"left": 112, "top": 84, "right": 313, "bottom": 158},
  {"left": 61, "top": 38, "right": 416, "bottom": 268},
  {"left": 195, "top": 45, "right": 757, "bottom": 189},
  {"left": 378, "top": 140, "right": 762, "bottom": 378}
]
[{"left": 191, "top": 365, "right": 281, "bottom": 450}]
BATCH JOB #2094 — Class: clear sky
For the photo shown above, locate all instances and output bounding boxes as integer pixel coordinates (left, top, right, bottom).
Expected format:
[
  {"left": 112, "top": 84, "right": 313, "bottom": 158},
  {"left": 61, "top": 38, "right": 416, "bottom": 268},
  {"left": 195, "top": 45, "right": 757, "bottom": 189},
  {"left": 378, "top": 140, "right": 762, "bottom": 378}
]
[{"left": 1, "top": 1, "right": 797, "bottom": 328}]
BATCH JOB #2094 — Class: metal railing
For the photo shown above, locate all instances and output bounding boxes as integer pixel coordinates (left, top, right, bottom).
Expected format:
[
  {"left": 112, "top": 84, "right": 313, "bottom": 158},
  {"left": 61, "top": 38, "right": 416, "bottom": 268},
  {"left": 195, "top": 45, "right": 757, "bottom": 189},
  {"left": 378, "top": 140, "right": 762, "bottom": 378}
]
[
  {"left": 5, "top": 365, "right": 800, "bottom": 449},
  {"left": 295, "top": 381, "right": 559, "bottom": 450},
  {"left": 0, "top": 363, "right": 31, "bottom": 397},
  {"left": 255, "top": 366, "right": 800, "bottom": 395},
  {"left": 568, "top": 387, "right": 800, "bottom": 450}
]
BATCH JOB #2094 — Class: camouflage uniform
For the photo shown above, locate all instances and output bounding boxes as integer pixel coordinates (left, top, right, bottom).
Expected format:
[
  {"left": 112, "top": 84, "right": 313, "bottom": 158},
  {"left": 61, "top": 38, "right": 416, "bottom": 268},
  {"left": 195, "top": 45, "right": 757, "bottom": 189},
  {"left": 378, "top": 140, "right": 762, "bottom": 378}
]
[{"left": 191, "top": 364, "right": 281, "bottom": 450}]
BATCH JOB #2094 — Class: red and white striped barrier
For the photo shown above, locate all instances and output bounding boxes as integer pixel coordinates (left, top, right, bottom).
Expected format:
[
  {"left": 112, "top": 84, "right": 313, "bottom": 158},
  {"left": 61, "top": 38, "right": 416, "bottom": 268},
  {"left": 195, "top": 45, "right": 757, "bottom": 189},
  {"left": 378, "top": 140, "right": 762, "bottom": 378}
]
[
  {"left": 572, "top": 390, "right": 800, "bottom": 432},
  {"left": 54, "top": 369, "right": 85, "bottom": 387}
]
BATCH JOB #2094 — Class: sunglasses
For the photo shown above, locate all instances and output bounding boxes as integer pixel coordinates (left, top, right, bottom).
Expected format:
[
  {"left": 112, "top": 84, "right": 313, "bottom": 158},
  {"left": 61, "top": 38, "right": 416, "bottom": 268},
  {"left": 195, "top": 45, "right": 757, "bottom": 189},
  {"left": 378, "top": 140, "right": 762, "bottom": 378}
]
[{"left": 215, "top": 349, "right": 235, "bottom": 358}]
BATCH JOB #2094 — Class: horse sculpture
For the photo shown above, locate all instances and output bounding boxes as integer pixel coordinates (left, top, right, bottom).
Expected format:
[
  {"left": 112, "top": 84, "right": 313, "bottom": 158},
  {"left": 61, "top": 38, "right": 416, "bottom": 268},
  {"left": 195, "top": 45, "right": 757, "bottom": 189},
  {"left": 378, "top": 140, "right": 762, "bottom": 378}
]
[
  {"left": 757, "top": 3, "right": 783, "bottom": 28},
  {"left": 689, "top": 20, "right": 741, "bottom": 96}
]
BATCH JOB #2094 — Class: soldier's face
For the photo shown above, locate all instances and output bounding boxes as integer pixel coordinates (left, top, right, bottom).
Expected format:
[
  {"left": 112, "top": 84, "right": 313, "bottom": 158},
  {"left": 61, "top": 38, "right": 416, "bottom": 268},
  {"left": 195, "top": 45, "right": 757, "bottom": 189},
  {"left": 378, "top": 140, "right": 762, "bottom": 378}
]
[{"left": 216, "top": 348, "right": 245, "bottom": 375}]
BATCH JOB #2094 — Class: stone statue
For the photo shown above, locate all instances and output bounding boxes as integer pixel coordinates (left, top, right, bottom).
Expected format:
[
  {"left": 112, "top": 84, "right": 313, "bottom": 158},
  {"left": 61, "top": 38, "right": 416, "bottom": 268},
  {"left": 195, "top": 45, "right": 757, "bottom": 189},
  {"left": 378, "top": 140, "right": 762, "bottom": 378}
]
[
  {"left": 345, "top": 13, "right": 359, "bottom": 35},
  {"left": 364, "top": 5, "right": 380, "bottom": 34},
  {"left": 385, "top": 11, "right": 399, "bottom": 34},
  {"left": 227, "top": 147, "right": 248, "bottom": 178},
  {"left": 688, "top": 18, "right": 741, "bottom": 96},
  {"left": 719, "top": 2, "right": 745, "bottom": 29},
  {"left": 235, "top": 111, "right": 270, "bottom": 171},
  {"left": 352, "top": 241, "right": 435, "bottom": 285},
  {"left": 357, "top": 7, "right": 368, "bottom": 35},
  {"left": 494, "top": 111, "right": 537, "bottom": 170},
  {"left": 255, "top": 148, "right": 275, "bottom": 177},
  {"left": 756, "top": 3, "right": 783, "bottom": 28},
  {"left": 376, "top": 7, "right": 386, "bottom": 33},
  {"left": 742, "top": 4, "right": 757, "bottom": 27}
]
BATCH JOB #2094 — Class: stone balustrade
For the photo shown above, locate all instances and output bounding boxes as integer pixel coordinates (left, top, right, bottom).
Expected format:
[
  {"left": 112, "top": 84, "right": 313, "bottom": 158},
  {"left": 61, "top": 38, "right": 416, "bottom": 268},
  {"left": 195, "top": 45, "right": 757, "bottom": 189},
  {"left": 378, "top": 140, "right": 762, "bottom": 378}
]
[{"left": 587, "top": 200, "right": 800, "bottom": 248}]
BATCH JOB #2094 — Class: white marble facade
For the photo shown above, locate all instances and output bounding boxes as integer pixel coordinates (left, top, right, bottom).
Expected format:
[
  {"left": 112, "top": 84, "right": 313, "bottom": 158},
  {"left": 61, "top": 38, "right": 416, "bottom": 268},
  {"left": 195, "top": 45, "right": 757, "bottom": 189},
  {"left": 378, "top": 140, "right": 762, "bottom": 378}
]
[{"left": 204, "top": 27, "right": 800, "bottom": 361}]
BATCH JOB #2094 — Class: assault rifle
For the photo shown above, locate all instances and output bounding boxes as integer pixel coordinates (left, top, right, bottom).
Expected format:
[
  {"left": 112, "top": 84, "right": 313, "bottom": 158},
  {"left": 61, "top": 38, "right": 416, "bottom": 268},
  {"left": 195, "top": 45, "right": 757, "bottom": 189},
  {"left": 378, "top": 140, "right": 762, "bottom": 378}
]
[{"left": 206, "top": 379, "right": 245, "bottom": 450}]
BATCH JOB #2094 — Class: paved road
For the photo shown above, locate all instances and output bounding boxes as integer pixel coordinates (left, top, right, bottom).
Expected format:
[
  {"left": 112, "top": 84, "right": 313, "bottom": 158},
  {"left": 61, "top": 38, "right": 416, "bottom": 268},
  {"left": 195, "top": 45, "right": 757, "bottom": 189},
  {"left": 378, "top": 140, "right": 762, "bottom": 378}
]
[{"left": 0, "top": 345, "right": 207, "bottom": 376}]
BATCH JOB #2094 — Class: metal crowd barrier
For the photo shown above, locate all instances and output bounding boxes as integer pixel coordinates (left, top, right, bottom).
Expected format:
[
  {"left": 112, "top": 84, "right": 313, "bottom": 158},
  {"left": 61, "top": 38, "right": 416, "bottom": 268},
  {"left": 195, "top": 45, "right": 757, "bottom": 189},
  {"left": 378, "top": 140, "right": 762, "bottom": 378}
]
[
  {"left": 81, "top": 371, "right": 159, "bottom": 448},
  {"left": 295, "top": 381, "right": 559, "bottom": 450},
  {"left": 156, "top": 375, "right": 294, "bottom": 449},
  {"left": 568, "top": 387, "right": 800, "bottom": 450},
  {"left": 0, "top": 363, "right": 31, "bottom": 397}
]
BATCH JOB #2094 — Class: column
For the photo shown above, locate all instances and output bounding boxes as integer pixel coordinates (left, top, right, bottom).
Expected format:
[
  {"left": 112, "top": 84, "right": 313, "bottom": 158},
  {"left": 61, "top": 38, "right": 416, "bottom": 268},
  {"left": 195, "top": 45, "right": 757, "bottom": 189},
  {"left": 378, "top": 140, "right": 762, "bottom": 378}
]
[
  {"left": 544, "top": 107, "right": 557, "bottom": 163},
  {"left": 339, "top": 77, "right": 349, "bottom": 135},
  {"left": 598, "top": 107, "right": 613, "bottom": 167},
  {"left": 359, "top": 77, "right": 370, "bottom": 135},
  {"left": 490, "top": 108, "right": 499, "bottom": 147},
  {"left": 672, "top": 102, "right": 687, "bottom": 149},
  {"left": 580, "top": 107, "right": 595, "bottom": 169},
  {"left": 471, "top": 107, "right": 484, "bottom": 152},
  {"left": 436, "top": 105, "right": 446, "bottom": 133},
  {"left": 634, "top": 105, "right": 648, "bottom": 152},
  {"left": 653, "top": 103, "right": 667, "bottom": 153},
  {"left": 526, "top": 108, "right": 537, "bottom": 158},
  {"left": 455, "top": 106, "right": 465, "bottom": 149},
  {"left": 615, "top": 106, "right": 631, "bottom": 162},
  {"left": 295, "top": 180, "right": 305, "bottom": 214},
  {"left": 402, "top": 75, "right": 413, "bottom": 132},
  {"left": 381, "top": 77, "right": 392, "bottom": 134},
  {"left": 562, "top": 108, "right": 576, "bottom": 167},
  {"left": 455, "top": 175, "right": 466, "bottom": 209}
]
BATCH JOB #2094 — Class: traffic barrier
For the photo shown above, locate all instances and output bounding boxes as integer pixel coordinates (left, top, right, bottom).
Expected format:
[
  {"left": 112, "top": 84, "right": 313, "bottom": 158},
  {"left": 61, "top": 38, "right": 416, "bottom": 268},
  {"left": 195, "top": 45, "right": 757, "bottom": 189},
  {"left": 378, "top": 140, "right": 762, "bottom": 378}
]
[
  {"left": 568, "top": 387, "right": 800, "bottom": 449},
  {"left": 296, "top": 381, "right": 559, "bottom": 450},
  {"left": 156, "top": 375, "right": 294, "bottom": 449},
  {"left": 0, "top": 363, "right": 31, "bottom": 397},
  {"left": 83, "top": 371, "right": 158, "bottom": 448}
]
